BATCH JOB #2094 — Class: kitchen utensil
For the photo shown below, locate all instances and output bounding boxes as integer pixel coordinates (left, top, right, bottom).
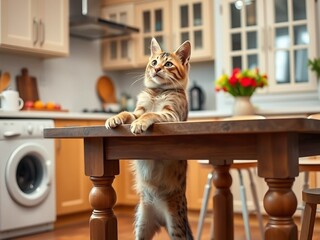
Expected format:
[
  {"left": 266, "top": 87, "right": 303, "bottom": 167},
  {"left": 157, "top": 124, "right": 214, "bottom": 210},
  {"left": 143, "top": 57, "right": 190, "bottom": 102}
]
[
  {"left": 0, "top": 72, "right": 11, "bottom": 92},
  {"left": 189, "top": 82, "right": 205, "bottom": 110},
  {"left": 0, "top": 90, "right": 24, "bottom": 111},
  {"left": 96, "top": 76, "right": 117, "bottom": 106},
  {"left": 16, "top": 68, "right": 39, "bottom": 102}
]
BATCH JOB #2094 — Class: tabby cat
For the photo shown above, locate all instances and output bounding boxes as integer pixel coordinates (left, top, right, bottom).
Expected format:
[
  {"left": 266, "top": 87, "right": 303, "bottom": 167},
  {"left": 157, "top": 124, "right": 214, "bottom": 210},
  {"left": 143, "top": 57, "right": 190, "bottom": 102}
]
[{"left": 105, "top": 38, "right": 193, "bottom": 240}]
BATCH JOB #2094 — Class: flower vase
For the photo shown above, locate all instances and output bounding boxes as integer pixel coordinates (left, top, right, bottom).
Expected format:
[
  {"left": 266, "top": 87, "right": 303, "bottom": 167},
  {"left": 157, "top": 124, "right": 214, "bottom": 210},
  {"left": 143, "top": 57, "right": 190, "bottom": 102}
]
[{"left": 233, "top": 96, "right": 255, "bottom": 116}]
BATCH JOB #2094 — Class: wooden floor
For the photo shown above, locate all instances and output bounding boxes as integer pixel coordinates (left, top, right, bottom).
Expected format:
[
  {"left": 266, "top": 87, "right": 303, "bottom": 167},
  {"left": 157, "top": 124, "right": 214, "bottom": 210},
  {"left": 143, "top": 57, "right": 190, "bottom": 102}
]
[{"left": 13, "top": 206, "right": 320, "bottom": 240}]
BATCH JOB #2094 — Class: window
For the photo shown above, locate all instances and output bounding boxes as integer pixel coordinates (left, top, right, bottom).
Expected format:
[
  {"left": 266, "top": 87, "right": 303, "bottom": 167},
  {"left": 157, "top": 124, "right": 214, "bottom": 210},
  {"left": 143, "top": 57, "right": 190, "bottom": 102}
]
[{"left": 221, "top": 0, "right": 317, "bottom": 93}]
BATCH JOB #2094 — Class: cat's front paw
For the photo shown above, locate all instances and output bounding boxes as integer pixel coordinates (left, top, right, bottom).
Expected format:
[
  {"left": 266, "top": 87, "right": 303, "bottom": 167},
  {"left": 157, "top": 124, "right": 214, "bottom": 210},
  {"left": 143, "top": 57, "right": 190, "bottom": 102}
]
[
  {"left": 105, "top": 112, "right": 130, "bottom": 129},
  {"left": 130, "top": 119, "right": 151, "bottom": 134},
  {"left": 105, "top": 115, "right": 123, "bottom": 129}
]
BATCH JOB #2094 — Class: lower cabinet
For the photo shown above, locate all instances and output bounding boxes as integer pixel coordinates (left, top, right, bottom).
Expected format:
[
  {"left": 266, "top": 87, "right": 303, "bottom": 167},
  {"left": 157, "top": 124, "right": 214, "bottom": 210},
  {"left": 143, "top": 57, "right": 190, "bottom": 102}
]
[
  {"left": 115, "top": 160, "right": 139, "bottom": 206},
  {"left": 54, "top": 120, "right": 103, "bottom": 216}
]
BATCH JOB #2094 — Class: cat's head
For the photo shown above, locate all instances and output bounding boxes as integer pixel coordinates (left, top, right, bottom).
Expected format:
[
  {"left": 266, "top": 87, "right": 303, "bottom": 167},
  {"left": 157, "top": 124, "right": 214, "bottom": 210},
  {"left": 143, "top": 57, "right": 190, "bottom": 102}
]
[{"left": 144, "top": 38, "right": 191, "bottom": 90}]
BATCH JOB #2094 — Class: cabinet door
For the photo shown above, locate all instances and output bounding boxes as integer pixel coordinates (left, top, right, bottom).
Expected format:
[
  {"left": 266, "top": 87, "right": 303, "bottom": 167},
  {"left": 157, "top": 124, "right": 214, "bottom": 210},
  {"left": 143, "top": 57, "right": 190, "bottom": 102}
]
[
  {"left": 172, "top": 0, "right": 214, "bottom": 61},
  {"left": 0, "top": 0, "right": 68, "bottom": 56},
  {"left": 101, "top": 4, "right": 136, "bottom": 70},
  {"left": 0, "top": 0, "right": 36, "bottom": 49},
  {"left": 222, "top": 0, "right": 266, "bottom": 73},
  {"left": 265, "top": 0, "right": 317, "bottom": 92},
  {"left": 116, "top": 160, "right": 139, "bottom": 205},
  {"left": 39, "top": 0, "right": 69, "bottom": 55},
  {"left": 54, "top": 120, "right": 92, "bottom": 216},
  {"left": 135, "top": 0, "right": 171, "bottom": 66},
  {"left": 186, "top": 160, "right": 213, "bottom": 210},
  {"left": 220, "top": 0, "right": 317, "bottom": 94}
]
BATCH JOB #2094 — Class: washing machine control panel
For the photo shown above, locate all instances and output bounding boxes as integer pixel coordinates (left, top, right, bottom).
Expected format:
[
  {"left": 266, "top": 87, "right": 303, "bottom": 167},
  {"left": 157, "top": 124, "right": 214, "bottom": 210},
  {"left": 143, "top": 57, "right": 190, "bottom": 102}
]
[{"left": 0, "top": 120, "right": 54, "bottom": 140}]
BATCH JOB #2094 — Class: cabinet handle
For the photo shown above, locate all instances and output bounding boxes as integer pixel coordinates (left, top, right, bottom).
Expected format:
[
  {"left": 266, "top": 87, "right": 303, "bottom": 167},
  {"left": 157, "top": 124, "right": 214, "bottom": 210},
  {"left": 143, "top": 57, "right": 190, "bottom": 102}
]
[
  {"left": 39, "top": 19, "right": 45, "bottom": 46},
  {"left": 33, "top": 18, "right": 39, "bottom": 45}
]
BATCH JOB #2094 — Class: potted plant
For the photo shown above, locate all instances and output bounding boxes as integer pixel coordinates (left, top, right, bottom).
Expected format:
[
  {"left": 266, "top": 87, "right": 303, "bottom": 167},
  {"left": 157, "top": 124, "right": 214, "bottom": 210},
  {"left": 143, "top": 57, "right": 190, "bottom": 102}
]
[
  {"left": 215, "top": 68, "right": 268, "bottom": 115},
  {"left": 308, "top": 58, "right": 320, "bottom": 79}
]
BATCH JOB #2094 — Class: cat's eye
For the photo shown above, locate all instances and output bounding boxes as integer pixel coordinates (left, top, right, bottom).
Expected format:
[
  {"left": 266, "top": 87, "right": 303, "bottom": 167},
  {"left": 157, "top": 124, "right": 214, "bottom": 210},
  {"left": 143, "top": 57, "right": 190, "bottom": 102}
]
[
  {"left": 151, "top": 60, "right": 157, "bottom": 66},
  {"left": 164, "top": 61, "right": 173, "bottom": 67}
]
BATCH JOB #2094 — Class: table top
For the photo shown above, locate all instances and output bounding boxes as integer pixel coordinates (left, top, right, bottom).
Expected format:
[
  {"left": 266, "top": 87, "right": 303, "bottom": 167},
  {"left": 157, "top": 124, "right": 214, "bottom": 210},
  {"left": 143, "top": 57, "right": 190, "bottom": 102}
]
[{"left": 44, "top": 117, "right": 320, "bottom": 138}]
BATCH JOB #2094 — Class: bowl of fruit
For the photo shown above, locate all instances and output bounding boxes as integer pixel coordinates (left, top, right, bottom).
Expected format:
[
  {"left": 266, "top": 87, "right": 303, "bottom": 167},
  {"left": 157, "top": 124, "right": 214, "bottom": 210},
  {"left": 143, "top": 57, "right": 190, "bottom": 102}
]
[{"left": 24, "top": 100, "right": 65, "bottom": 111}]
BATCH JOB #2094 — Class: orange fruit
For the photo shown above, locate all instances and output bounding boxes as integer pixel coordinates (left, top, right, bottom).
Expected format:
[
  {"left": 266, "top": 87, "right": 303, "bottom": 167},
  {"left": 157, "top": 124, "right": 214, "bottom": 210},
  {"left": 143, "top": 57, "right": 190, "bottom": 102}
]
[
  {"left": 46, "top": 101, "right": 55, "bottom": 110},
  {"left": 34, "top": 100, "right": 44, "bottom": 109}
]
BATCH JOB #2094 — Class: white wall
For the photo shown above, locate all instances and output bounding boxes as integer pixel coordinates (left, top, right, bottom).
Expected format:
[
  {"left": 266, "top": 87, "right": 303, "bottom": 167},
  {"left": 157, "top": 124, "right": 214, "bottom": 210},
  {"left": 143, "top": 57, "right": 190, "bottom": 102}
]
[
  {"left": 0, "top": 37, "right": 120, "bottom": 112},
  {"left": 0, "top": 38, "right": 216, "bottom": 112}
]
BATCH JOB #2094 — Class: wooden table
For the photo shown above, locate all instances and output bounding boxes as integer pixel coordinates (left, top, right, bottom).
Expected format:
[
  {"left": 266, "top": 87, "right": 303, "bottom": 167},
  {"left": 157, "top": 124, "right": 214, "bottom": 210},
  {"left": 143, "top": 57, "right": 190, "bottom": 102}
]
[{"left": 44, "top": 117, "right": 320, "bottom": 240}]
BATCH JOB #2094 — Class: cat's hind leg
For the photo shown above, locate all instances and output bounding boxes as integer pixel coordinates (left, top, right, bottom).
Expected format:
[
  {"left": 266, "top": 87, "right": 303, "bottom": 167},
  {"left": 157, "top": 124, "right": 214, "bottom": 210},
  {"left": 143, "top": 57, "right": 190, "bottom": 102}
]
[
  {"left": 164, "top": 196, "right": 194, "bottom": 240},
  {"left": 134, "top": 202, "right": 161, "bottom": 240}
]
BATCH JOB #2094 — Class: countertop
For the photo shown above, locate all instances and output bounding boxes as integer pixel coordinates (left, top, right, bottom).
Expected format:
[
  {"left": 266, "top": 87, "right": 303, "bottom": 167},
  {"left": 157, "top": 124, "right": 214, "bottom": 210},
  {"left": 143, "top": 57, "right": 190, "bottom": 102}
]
[{"left": 1, "top": 105, "right": 320, "bottom": 120}]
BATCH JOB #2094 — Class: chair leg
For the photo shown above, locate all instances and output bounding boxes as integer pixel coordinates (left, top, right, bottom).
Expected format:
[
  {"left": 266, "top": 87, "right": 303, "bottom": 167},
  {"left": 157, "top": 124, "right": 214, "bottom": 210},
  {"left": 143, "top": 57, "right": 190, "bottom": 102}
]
[
  {"left": 238, "top": 169, "right": 252, "bottom": 240},
  {"left": 300, "top": 171, "right": 310, "bottom": 223},
  {"left": 196, "top": 171, "right": 213, "bottom": 240},
  {"left": 300, "top": 202, "right": 317, "bottom": 240},
  {"left": 247, "top": 168, "right": 264, "bottom": 240}
]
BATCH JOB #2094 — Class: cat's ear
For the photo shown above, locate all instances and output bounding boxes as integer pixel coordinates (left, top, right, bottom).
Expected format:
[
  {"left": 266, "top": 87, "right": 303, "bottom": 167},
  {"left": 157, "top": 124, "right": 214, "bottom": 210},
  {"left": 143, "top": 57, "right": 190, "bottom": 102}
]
[
  {"left": 174, "top": 41, "right": 191, "bottom": 65},
  {"left": 150, "top": 38, "right": 162, "bottom": 56}
]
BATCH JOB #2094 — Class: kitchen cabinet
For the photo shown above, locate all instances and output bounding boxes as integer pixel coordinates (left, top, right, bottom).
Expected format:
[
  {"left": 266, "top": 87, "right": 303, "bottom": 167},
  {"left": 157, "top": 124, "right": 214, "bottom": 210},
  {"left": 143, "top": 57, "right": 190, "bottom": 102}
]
[
  {"left": 220, "top": 0, "right": 317, "bottom": 93},
  {"left": 55, "top": 120, "right": 105, "bottom": 216},
  {"left": 0, "top": 0, "right": 69, "bottom": 57},
  {"left": 102, "top": 0, "right": 140, "bottom": 7},
  {"left": 116, "top": 161, "right": 139, "bottom": 205},
  {"left": 101, "top": 0, "right": 215, "bottom": 70},
  {"left": 101, "top": 3, "right": 137, "bottom": 70},
  {"left": 134, "top": 0, "right": 171, "bottom": 66},
  {"left": 186, "top": 160, "right": 213, "bottom": 210},
  {"left": 172, "top": 0, "right": 214, "bottom": 61}
]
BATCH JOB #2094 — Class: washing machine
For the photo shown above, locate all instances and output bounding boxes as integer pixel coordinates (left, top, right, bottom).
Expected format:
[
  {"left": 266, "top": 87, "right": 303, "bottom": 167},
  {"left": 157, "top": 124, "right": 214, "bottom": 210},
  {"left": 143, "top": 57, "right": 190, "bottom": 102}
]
[{"left": 0, "top": 119, "right": 56, "bottom": 239}]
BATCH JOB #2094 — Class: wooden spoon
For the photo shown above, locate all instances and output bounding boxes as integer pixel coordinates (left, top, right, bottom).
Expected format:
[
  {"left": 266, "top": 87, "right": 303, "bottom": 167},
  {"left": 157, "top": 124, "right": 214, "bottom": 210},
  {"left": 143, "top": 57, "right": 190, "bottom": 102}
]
[{"left": 0, "top": 72, "right": 11, "bottom": 92}]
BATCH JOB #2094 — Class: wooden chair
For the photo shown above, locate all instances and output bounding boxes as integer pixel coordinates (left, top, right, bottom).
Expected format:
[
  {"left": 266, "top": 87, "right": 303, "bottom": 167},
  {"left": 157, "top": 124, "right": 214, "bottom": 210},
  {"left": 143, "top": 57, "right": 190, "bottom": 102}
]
[
  {"left": 196, "top": 115, "right": 266, "bottom": 240},
  {"left": 196, "top": 160, "right": 264, "bottom": 240},
  {"left": 299, "top": 114, "right": 320, "bottom": 239},
  {"left": 300, "top": 188, "right": 320, "bottom": 240}
]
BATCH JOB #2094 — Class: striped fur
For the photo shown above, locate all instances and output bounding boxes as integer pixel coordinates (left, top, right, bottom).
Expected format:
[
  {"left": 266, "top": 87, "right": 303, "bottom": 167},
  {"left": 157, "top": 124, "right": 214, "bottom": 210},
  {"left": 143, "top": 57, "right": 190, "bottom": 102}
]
[{"left": 105, "top": 38, "right": 193, "bottom": 240}]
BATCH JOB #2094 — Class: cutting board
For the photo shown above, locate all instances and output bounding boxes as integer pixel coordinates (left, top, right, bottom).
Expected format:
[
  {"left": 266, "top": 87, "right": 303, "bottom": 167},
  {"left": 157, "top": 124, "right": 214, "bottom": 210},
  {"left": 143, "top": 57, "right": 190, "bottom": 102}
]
[
  {"left": 16, "top": 68, "right": 39, "bottom": 102},
  {"left": 96, "top": 76, "right": 116, "bottom": 105}
]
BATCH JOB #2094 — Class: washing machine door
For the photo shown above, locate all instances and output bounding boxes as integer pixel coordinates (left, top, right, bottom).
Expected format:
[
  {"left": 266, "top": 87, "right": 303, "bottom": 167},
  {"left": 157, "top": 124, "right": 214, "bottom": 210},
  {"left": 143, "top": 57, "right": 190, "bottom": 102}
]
[{"left": 5, "top": 143, "right": 52, "bottom": 207}]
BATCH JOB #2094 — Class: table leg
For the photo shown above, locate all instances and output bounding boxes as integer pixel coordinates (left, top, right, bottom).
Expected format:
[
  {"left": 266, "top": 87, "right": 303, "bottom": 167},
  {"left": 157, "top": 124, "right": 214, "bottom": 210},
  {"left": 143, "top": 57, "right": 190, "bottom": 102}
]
[
  {"left": 212, "top": 163, "right": 234, "bottom": 240},
  {"left": 263, "top": 178, "right": 298, "bottom": 240},
  {"left": 89, "top": 176, "right": 118, "bottom": 240}
]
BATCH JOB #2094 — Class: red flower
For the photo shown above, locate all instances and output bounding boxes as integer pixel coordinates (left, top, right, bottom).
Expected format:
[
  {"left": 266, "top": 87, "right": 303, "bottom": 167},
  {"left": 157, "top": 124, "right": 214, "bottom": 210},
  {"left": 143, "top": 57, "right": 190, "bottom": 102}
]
[
  {"left": 240, "top": 77, "right": 253, "bottom": 87},
  {"left": 229, "top": 75, "right": 238, "bottom": 86},
  {"left": 232, "top": 68, "right": 241, "bottom": 75}
]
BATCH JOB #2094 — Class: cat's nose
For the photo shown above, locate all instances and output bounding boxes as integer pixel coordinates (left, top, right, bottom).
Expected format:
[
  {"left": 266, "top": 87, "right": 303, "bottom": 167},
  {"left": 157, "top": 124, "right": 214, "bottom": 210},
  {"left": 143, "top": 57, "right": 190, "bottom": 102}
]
[{"left": 155, "top": 67, "right": 161, "bottom": 73}]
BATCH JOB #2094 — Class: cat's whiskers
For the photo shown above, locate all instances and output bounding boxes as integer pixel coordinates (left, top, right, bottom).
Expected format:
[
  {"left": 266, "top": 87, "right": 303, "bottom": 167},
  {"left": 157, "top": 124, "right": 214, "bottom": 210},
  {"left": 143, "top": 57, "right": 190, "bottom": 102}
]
[{"left": 130, "top": 73, "right": 145, "bottom": 87}]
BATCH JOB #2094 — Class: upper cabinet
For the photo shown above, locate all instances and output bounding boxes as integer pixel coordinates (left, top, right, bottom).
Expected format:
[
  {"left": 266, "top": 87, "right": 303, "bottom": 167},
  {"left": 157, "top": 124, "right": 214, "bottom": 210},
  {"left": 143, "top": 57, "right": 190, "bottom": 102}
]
[
  {"left": 134, "top": 0, "right": 171, "bottom": 66},
  {"left": 172, "top": 0, "right": 214, "bottom": 61},
  {"left": 102, "top": 0, "right": 215, "bottom": 70},
  {"left": 0, "top": 0, "right": 69, "bottom": 57},
  {"left": 101, "top": 3, "right": 136, "bottom": 70},
  {"left": 221, "top": 0, "right": 317, "bottom": 93}
]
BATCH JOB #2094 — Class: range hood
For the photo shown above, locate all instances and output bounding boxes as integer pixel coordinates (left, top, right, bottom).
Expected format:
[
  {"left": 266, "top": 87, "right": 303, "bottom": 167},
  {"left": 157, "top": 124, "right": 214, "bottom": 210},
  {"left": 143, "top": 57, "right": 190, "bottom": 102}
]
[{"left": 70, "top": 0, "right": 139, "bottom": 40}]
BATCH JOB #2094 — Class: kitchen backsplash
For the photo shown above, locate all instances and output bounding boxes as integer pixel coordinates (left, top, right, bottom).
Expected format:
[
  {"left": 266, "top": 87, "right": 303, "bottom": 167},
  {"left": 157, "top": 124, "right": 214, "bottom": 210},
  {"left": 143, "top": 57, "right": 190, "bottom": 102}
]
[{"left": 0, "top": 38, "right": 216, "bottom": 112}]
